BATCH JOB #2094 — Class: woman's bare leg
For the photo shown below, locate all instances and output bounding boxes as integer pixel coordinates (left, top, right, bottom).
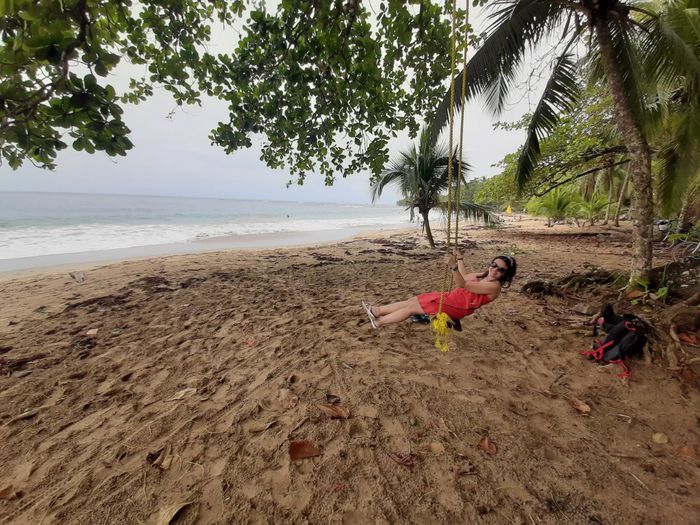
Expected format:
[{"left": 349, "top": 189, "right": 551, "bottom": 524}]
[
  {"left": 372, "top": 299, "right": 412, "bottom": 317},
  {"left": 375, "top": 296, "right": 425, "bottom": 327}
]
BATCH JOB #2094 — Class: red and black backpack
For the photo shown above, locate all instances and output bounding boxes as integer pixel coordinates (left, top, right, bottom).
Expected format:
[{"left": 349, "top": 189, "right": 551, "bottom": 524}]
[{"left": 581, "top": 304, "right": 649, "bottom": 378}]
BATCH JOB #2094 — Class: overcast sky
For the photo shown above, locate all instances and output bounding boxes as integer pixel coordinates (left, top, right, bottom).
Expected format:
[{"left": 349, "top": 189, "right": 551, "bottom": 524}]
[{"left": 0, "top": 4, "right": 535, "bottom": 205}]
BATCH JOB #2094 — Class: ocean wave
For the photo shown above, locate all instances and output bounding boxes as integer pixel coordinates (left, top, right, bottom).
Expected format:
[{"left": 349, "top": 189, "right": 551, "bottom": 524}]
[{"left": 0, "top": 215, "right": 410, "bottom": 259}]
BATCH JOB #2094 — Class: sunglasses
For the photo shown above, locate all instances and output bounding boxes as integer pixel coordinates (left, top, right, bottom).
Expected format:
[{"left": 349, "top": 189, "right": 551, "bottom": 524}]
[{"left": 490, "top": 262, "right": 507, "bottom": 273}]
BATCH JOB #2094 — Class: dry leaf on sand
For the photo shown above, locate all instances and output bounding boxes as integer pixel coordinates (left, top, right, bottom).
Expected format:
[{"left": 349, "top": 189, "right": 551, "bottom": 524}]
[
  {"left": 0, "top": 485, "right": 19, "bottom": 500},
  {"left": 167, "top": 388, "right": 196, "bottom": 401},
  {"left": 278, "top": 388, "right": 299, "bottom": 409},
  {"left": 626, "top": 289, "right": 644, "bottom": 299},
  {"left": 478, "top": 436, "right": 498, "bottom": 455},
  {"left": 678, "top": 333, "right": 697, "bottom": 345},
  {"left": 676, "top": 446, "right": 696, "bottom": 457},
  {"left": 388, "top": 452, "right": 416, "bottom": 469},
  {"left": 150, "top": 501, "right": 194, "bottom": 525},
  {"left": 317, "top": 403, "right": 350, "bottom": 419},
  {"left": 571, "top": 398, "right": 591, "bottom": 414},
  {"left": 289, "top": 440, "right": 322, "bottom": 460}
]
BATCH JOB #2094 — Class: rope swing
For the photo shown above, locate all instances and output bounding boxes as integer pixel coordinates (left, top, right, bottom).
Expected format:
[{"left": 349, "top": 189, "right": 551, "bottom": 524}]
[{"left": 432, "top": 0, "right": 469, "bottom": 352}]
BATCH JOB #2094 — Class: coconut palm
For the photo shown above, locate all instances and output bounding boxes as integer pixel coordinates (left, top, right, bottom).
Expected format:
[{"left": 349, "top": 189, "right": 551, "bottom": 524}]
[
  {"left": 371, "top": 126, "right": 497, "bottom": 247},
  {"left": 431, "top": 0, "right": 700, "bottom": 284}
]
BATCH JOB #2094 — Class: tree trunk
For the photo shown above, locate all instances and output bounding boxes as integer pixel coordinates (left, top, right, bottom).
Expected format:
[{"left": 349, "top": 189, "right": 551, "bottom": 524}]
[
  {"left": 595, "top": 20, "right": 653, "bottom": 285},
  {"left": 603, "top": 166, "right": 613, "bottom": 225},
  {"left": 421, "top": 211, "right": 435, "bottom": 247},
  {"left": 677, "top": 194, "right": 695, "bottom": 233},
  {"left": 614, "top": 169, "right": 630, "bottom": 227}
]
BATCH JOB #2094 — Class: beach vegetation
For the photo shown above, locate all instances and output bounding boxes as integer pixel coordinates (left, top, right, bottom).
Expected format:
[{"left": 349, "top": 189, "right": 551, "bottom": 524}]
[
  {"left": 430, "top": 0, "right": 700, "bottom": 286},
  {"left": 526, "top": 188, "right": 578, "bottom": 227},
  {"left": 575, "top": 193, "right": 614, "bottom": 227}
]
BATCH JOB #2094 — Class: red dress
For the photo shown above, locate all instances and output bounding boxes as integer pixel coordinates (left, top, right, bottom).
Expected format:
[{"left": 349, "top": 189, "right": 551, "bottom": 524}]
[{"left": 418, "top": 279, "right": 492, "bottom": 320}]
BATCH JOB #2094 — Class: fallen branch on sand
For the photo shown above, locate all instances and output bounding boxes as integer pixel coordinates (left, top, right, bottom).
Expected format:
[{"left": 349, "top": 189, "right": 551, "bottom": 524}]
[{"left": 0, "top": 353, "right": 48, "bottom": 373}]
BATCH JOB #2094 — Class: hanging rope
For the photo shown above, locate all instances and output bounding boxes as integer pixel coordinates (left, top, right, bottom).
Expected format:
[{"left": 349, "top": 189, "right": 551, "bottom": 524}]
[
  {"left": 432, "top": 1, "right": 469, "bottom": 352},
  {"left": 454, "top": 5, "right": 469, "bottom": 247}
]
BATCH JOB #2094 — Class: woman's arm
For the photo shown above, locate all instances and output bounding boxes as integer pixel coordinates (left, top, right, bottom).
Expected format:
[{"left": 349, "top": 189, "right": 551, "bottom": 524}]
[
  {"left": 448, "top": 250, "right": 498, "bottom": 294},
  {"left": 454, "top": 250, "right": 480, "bottom": 281}
]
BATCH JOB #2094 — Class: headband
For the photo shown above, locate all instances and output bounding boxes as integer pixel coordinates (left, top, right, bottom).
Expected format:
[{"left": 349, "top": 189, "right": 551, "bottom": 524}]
[{"left": 500, "top": 255, "right": 513, "bottom": 266}]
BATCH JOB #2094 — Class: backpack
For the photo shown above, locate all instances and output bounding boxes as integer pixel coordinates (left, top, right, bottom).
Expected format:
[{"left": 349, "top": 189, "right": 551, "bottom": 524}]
[{"left": 581, "top": 304, "right": 648, "bottom": 378}]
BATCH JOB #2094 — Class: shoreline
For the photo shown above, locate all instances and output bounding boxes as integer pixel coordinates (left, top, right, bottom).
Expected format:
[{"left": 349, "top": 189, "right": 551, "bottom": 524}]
[{"left": 0, "top": 225, "right": 414, "bottom": 281}]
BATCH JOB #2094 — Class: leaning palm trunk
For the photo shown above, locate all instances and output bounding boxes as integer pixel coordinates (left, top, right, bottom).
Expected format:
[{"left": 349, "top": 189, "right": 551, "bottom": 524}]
[
  {"left": 614, "top": 169, "right": 631, "bottom": 227},
  {"left": 421, "top": 211, "right": 435, "bottom": 248},
  {"left": 596, "top": 21, "right": 654, "bottom": 284},
  {"left": 603, "top": 167, "right": 614, "bottom": 225}
]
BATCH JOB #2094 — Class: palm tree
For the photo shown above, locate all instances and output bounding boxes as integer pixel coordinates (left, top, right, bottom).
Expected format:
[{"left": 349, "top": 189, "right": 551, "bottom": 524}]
[
  {"left": 577, "top": 193, "right": 612, "bottom": 226},
  {"left": 527, "top": 188, "right": 578, "bottom": 226},
  {"left": 371, "top": 126, "right": 496, "bottom": 247},
  {"left": 431, "top": 0, "right": 700, "bottom": 284}
]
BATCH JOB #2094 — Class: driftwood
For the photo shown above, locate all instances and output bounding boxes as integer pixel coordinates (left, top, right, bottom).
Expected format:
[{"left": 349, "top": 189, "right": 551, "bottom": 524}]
[
  {"left": 558, "top": 269, "right": 626, "bottom": 291},
  {"left": 521, "top": 280, "right": 562, "bottom": 297},
  {"left": 654, "top": 292, "right": 700, "bottom": 368},
  {"left": 0, "top": 353, "right": 48, "bottom": 373}
]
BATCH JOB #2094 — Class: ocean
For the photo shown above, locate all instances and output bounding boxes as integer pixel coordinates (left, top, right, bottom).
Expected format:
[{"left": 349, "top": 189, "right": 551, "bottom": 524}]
[{"left": 0, "top": 192, "right": 411, "bottom": 270}]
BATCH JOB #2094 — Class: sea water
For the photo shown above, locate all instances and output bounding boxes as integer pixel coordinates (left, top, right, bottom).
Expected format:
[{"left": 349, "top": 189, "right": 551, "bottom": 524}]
[{"left": 0, "top": 192, "right": 410, "bottom": 269}]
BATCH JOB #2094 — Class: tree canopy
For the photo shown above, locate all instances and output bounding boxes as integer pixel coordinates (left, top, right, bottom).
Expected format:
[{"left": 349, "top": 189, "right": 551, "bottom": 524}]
[{"left": 0, "top": 0, "right": 462, "bottom": 183}]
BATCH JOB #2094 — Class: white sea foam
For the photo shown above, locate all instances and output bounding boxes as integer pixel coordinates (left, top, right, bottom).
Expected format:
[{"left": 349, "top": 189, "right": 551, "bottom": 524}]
[
  {"left": 0, "top": 192, "right": 416, "bottom": 261},
  {"left": 0, "top": 215, "right": 409, "bottom": 259}
]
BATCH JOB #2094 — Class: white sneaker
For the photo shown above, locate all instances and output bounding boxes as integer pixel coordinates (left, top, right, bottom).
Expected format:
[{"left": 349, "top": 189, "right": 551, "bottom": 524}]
[{"left": 362, "top": 300, "right": 377, "bottom": 329}]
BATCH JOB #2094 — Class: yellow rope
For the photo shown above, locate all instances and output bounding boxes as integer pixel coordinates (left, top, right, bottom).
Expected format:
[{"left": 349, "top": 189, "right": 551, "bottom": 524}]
[{"left": 432, "top": 1, "right": 469, "bottom": 352}]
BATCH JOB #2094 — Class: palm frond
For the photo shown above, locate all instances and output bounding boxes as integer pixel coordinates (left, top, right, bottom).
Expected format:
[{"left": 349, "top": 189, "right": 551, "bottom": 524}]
[
  {"left": 457, "top": 201, "right": 501, "bottom": 225},
  {"left": 370, "top": 163, "right": 412, "bottom": 202},
  {"left": 516, "top": 53, "right": 581, "bottom": 189},
  {"left": 641, "top": 3, "right": 700, "bottom": 93},
  {"left": 657, "top": 108, "right": 700, "bottom": 213},
  {"left": 429, "top": 0, "right": 568, "bottom": 145}
]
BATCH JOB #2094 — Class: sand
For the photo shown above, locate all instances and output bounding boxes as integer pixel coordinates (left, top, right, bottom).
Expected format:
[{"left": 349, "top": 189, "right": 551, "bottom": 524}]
[{"left": 0, "top": 217, "right": 698, "bottom": 524}]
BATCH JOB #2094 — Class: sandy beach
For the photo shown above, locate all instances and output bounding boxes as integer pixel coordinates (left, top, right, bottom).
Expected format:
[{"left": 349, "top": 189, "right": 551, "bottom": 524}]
[{"left": 0, "top": 218, "right": 698, "bottom": 524}]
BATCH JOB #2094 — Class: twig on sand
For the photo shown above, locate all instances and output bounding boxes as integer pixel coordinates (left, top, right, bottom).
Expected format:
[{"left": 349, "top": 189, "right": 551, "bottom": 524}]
[
  {"left": 183, "top": 459, "right": 205, "bottom": 473},
  {"left": 290, "top": 416, "right": 309, "bottom": 434},
  {"left": 415, "top": 490, "right": 433, "bottom": 504},
  {"left": 612, "top": 413, "right": 633, "bottom": 423},
  {"left": 277, "top": 416, "right": 311, "bottom": 452},
  {"left": 609, "top": 453, "right": 642, "bottom": 459},
  {"left": 630, "top": 472, "right": 650, "bottom": 491}
]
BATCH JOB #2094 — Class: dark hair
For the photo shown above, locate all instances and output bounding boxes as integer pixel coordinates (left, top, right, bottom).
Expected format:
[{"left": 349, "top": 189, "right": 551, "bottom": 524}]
[{"left": 478, "top": 255, "right": 517, "bottom": 288}]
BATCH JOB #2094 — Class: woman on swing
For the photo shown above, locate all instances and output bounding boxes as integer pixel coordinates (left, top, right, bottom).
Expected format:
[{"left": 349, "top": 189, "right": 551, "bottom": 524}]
[{"left": 363, "top": 250, "right": 516, "bottom": 329}]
